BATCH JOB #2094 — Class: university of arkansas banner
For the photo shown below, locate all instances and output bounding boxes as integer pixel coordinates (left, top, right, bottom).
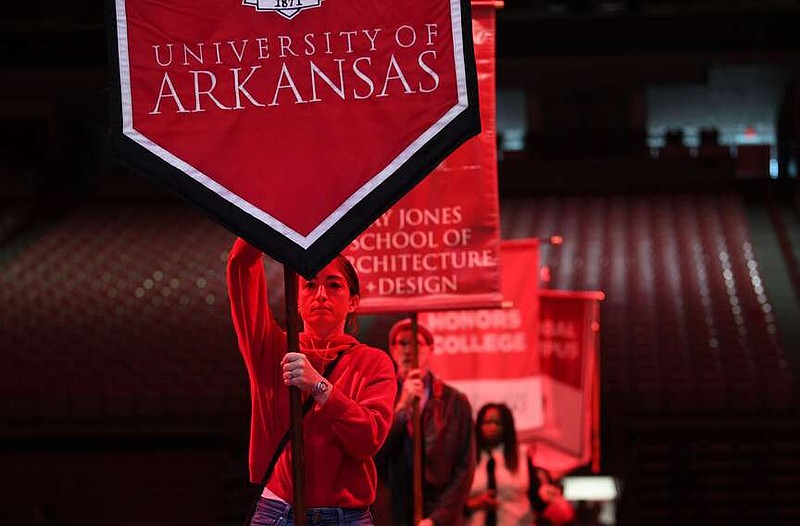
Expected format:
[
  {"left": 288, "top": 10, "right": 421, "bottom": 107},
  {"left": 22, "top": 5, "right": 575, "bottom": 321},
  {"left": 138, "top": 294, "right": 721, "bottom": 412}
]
[
  {"left": 343, "top": 3, "right": 501, "bottom": 313},
  {"left": 421, "top": 239, "right": 603, "bottom": 475},
  {"left": 108, "top": 0, "right": 480, "bottom": 277}
]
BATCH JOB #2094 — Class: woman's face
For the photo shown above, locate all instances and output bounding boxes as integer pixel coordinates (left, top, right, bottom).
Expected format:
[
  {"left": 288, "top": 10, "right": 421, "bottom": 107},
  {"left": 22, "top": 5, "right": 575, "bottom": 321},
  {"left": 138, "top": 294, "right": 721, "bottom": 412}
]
[
  {"left": 298, "top": 261, "right": 359, "bottom": 338},
  {"left": 480, "top": 407, "right": 504, "bottom": 447}
]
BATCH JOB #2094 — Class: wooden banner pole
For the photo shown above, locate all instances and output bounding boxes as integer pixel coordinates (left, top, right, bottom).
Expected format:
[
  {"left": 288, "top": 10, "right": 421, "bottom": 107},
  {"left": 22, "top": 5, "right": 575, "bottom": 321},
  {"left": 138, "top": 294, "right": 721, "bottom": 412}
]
[
  {"left": 284, "top": 266, "right": 306, "bottom": 526},
  {"left": 411, "top": 312, "right": 424, "bottom": 525}
]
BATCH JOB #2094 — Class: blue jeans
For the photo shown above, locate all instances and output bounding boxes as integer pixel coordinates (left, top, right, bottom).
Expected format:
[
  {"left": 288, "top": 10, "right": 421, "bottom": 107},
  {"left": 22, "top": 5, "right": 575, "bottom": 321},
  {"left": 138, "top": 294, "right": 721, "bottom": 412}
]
[{"left": 250, "top": 497, "right": 373, "bottom": 526}]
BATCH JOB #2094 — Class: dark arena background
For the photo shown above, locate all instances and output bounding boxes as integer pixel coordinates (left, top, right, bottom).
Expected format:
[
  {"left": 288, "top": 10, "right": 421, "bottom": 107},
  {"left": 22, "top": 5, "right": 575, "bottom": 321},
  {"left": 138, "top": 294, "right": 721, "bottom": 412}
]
[{"left": 2, "top": 1, "right": 800, "bottom": 525}]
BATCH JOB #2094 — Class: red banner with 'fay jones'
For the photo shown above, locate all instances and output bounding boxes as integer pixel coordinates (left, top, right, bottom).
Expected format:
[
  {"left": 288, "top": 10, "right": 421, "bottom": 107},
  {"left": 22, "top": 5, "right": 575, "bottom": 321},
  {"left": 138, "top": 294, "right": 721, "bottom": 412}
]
[
  {"left": 109, "top": 0, "right": 480, "bottom": 277},
  {"left": 343, "top": 4, "right": 501, "bottom": 312},
  {"left": 421, "top": 239, "right": 603, "bottom": 475}
]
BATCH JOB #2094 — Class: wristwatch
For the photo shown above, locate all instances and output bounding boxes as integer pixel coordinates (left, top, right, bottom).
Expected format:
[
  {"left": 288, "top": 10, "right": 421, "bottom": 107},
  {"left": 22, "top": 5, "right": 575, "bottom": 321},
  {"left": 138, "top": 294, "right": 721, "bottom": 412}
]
[{"left": 312, "top": 379, "right": 329, "bottom": 397}]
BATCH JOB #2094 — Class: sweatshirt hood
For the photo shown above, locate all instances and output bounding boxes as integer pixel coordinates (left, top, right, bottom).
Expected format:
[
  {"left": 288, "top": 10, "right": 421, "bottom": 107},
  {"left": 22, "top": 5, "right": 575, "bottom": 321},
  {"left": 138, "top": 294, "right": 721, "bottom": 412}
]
[{"left": 299, "top": 332, "right": 360, "bottom": 359}]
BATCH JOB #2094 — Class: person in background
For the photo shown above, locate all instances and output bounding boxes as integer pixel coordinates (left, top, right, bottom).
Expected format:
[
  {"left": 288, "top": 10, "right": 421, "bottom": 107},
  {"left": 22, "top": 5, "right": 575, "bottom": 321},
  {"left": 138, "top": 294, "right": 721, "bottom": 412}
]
[
  {"left": 465, "top": 403, "right": 574, "bottom": 526},
  {"left": 374, "top": 318, "right": 476, "bottom": 526},
  {"left": 227, "top": 238, "right": 397, "bottom": 526}
]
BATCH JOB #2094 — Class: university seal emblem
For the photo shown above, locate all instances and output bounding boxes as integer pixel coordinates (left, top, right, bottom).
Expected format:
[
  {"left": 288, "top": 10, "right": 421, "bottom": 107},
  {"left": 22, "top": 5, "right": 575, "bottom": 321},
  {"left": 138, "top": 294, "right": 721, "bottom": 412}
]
[{"left": 242, "top": 0, "right": 322, "bottom": 19}]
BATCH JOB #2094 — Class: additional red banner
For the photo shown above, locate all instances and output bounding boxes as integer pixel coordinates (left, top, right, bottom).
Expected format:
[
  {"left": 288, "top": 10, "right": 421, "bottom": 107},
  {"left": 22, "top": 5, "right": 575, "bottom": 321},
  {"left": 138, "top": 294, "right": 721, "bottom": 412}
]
[
  {"left": 422, "top": 239, "right": 603, "bottom": 476},
  {"left": 109, "top": 0, "right": 480, "bottom": 277},
  {"left": 343, "top": 4, "right": 501, "bottom": 313},
  {"left": 530, "top": 289, "right": 602, "bottom": 477},
  {"left": 421, "top": 239, "right": 540, "bottom": 425}
]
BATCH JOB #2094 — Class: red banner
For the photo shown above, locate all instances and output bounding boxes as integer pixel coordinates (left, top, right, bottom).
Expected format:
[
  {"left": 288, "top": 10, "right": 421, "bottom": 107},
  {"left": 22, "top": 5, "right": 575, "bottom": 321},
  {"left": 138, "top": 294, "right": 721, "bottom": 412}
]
[
  {"left": 343, "top": 5, "right": 501, "bottom": 313},
  {"left": 109, "top": 0, "right": 480, "bottom": 277},
  {"left": 530, "top": 289, "right": 602, "bottom": 477},
  {"left": 421, "top": 239, "right": 603, "bottom": 476}
]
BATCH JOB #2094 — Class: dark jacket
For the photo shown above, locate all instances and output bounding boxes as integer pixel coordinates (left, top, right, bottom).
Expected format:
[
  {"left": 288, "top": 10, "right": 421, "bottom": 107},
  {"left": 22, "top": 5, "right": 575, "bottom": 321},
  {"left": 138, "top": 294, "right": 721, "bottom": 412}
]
[{"left": 374, "top": 373, "right": 476, "bottom": 526}]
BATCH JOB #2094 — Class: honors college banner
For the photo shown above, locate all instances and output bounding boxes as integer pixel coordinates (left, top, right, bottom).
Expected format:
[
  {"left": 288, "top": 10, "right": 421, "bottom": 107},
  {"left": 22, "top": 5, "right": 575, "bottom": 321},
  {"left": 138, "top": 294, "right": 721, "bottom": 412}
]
[
  {"left": 343, "top": 3, "right": 501, "bottom": 312},
  {"left": 421, "top": 239, "right": 603, "bottom": 475},
  {"left": 421, "top": 239, "right": 541, "bottom": 426},
  {"left": 108, "top": 0, "right": 480, "bottom": 277}
]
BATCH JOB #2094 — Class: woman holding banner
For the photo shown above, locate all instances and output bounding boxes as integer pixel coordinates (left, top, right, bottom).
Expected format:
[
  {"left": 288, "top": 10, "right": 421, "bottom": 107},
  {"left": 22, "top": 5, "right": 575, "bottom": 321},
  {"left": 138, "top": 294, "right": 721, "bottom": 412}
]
[
  {"left": 227, "top": 237, "right": 397, "bottom": 526},
  {"left": 465, "top": 403, "right": 574, "bottom": 526}
]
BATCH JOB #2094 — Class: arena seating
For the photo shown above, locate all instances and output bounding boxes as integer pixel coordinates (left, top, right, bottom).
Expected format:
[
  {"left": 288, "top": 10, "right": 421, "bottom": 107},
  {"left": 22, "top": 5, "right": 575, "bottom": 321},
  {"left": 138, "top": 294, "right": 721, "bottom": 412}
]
[
  {"left": 501, "top": 192, "right": 794, "bottom": 414},
  {"left": 501, "top": 190, "right": 799, "bottom": 525},
  {"left": 0, "top": 192, "right": 794, "bottom": 428},
  {"left": 0, "top": 192, "right": 797, "bottom": 526},
  {"left": 0, "top": 203, "right": 250, "bottom": 427},
  {"left": 617, "top": 425, "right": 800, "bottom": 525}
]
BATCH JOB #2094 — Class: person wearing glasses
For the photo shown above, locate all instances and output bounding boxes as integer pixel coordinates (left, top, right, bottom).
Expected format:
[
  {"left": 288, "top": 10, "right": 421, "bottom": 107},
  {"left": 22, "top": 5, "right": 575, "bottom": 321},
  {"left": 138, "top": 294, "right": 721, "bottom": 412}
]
[
  {"left": 373, "top": 318, "right": 475, "bottom": 526},
  {"left": 227, "top": 238, "right": 397, "bottom": 525}
]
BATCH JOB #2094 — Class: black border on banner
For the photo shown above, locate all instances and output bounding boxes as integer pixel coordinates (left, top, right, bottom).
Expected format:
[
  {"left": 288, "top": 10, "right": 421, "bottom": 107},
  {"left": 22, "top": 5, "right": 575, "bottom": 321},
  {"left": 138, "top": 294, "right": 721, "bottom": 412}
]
[{"left": 105, "top": 0, "right": 481, "bottom": 279}]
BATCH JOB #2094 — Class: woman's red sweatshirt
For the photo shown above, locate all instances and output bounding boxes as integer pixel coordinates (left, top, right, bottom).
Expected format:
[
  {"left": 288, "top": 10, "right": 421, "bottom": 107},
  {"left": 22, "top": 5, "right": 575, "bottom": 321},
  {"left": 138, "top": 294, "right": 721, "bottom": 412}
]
[{"left": 227, "top": 238, "right": 397, "bottom": 508}]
